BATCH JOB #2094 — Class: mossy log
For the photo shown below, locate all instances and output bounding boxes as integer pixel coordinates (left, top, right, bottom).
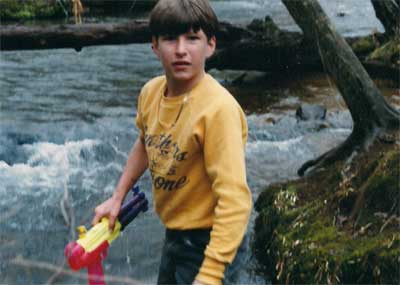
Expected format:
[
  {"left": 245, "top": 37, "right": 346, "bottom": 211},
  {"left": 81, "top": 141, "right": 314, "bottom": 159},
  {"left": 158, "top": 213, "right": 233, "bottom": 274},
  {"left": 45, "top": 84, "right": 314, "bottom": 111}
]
[{"left": 253, "top": 141, "right": 400, "bottom": 284}]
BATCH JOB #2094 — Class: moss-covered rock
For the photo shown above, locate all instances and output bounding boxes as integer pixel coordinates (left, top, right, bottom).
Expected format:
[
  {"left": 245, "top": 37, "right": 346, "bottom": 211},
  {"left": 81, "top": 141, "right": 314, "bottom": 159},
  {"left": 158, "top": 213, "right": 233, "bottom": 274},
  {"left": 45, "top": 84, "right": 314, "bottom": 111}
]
[
  {"left": 247, "top": 16, "right": 283, "bottom": 40},
  {"left": 253, "top": 140, "right": 400, "bottom": 284}
]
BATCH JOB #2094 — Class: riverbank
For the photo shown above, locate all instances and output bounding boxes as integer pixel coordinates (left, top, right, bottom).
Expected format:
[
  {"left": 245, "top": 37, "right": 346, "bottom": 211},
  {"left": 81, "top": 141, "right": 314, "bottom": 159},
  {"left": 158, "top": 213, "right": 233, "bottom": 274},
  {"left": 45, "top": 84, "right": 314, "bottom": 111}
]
[
  {"left": 253, "top": 135, "right": 400, "bottom": 284},
  {"left": 215, "top": 69, "right": 399, "bottom": 114},
  {"left": 0, "top": 0, "right": 156, "bottom": 22}
]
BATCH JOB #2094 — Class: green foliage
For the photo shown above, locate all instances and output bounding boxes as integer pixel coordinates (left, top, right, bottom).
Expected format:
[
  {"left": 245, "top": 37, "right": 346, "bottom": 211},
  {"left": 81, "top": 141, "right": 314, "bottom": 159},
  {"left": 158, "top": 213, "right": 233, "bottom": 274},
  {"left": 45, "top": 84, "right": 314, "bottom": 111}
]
[
  {"left": 351, "top": 36, "right": 377, "bottom": 56},
  {"left": 368, "top": 40, "right": 400, "bottom": 66},
  {"left": 0, "top": 0, "right": 64, "bottom": 21},
  {"left": 253, "top": 144, "right": 400, "bottom": 284}
]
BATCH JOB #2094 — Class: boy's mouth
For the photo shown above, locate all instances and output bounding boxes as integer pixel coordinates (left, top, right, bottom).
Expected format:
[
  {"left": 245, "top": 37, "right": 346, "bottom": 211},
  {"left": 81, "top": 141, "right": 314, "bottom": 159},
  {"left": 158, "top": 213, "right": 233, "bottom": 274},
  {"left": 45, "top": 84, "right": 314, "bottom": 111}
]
[{"left": 172, "top": 61, "right": 191, "bottom": 66}]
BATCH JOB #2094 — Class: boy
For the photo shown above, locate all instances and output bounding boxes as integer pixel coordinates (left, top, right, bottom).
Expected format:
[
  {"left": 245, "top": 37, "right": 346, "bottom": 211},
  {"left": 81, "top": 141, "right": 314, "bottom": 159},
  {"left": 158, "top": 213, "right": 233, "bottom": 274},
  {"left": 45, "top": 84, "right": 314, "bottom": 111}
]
[{"left": 92, "top": 0, "right": 252, "bottom": 284}]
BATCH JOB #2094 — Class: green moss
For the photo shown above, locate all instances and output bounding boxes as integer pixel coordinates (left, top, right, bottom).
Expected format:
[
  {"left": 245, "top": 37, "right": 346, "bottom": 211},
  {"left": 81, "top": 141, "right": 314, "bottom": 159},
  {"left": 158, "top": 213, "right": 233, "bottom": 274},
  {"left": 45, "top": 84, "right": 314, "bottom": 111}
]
[
  {"left": 351, "top": 36, "right": 377, "bottom": 55},
  {"left": 367, "top": 40, "right": 400, "bottom": 66},
  {"left": 253, "top": 142, "right": 400, "bottom": 284},
  {"left": 365, "top": 152, "right": 399, "bottom": 210},
  {"left": 247, "top": 16, "right": 282, "bottom": 38},
  {"left": 0, "top": 0, "right": 64, "bottom": 21}
]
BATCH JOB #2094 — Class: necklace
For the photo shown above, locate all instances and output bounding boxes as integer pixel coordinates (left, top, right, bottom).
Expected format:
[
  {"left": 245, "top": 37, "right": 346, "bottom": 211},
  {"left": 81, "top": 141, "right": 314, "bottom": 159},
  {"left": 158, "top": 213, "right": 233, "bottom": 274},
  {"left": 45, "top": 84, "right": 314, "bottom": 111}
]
[
  {"left": 157, "top": 93, "right": 189, "bottom": 129},
  {"left": 173, "top": 95, "right": 188, "bottom": 127}
]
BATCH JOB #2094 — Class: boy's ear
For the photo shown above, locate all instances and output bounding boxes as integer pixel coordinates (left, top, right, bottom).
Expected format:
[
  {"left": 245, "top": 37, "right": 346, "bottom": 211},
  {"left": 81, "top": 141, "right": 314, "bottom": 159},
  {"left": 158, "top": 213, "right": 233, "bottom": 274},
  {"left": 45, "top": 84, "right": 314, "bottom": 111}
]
[
  {"left": 151, "top": 36, "right": 160, "bottom": 58},
  {"left": 206, "top": 36, "right": 216, "bottom": 59}
]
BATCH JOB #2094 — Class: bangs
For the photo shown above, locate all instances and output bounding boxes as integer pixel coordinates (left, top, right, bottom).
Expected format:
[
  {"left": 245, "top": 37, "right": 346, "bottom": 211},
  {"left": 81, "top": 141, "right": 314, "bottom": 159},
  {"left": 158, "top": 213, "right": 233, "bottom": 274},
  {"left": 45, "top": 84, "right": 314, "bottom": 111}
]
[
  {"left": 152, "top": 14, "right": 203, "bottom": 37},
  {"left": 149, "top": 0, "right": 218, "bottom": 39}
]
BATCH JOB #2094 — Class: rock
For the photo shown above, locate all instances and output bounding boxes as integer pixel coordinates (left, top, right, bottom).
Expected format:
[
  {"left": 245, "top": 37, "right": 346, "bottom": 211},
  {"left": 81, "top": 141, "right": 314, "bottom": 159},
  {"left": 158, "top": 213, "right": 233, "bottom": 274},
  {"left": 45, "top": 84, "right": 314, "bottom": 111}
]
[
  {"left": 336, "top": 11, "right": 346, "bottom": 17},
  {"left": 247, "top": 16, "right": 281, "bottom": 35},
  {"left": 0, "top": 132, "right": 38, "bottom": 165},
  {"left": 264, "top": 117, "right": 276, "bottom": 124},
  {"left": 295, "top": 104, "right": 327, "bottom": 121},
  {"left": 231, "top": 71, "right": 267, "bottom": 86}
]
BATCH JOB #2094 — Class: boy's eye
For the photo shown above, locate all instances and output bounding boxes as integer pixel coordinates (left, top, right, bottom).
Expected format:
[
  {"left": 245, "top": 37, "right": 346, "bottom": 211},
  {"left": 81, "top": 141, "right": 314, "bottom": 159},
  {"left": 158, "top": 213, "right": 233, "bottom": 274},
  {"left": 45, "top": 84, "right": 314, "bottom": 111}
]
[{"left": 188, "top": 36, "right": 199, "bottom": 41}]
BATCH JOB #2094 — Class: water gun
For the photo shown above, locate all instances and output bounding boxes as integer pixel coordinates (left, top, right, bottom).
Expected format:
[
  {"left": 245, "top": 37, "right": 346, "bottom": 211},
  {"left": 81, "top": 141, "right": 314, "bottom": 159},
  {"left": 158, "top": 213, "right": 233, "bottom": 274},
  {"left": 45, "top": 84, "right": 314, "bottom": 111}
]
[{"left": 64, "top": 186, "right": 148, "bottom": 285}]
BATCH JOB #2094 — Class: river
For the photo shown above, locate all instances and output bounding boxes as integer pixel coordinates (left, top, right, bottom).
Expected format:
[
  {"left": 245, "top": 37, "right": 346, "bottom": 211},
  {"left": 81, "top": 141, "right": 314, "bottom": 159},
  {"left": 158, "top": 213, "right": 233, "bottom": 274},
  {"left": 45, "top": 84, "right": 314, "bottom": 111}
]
[{"left": 0, "top": 0, "right": 396, "bottom": 284}]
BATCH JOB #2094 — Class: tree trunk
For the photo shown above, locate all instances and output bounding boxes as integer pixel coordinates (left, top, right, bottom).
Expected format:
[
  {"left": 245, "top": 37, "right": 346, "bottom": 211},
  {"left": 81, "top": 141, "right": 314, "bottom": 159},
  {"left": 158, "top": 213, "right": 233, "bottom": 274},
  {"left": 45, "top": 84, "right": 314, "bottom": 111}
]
[
  {"left": 281, "top": 0, "right": 400, "bottom": 176},
  {"left": 371, "top": 0, "right": 400, "bottom": 38}
]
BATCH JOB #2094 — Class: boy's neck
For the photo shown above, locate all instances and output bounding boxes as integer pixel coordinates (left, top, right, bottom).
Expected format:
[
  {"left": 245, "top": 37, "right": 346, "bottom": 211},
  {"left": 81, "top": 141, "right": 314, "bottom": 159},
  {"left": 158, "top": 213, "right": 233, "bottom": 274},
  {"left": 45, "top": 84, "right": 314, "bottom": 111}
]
[{"left": 165, "top": 71, "right": 205, "bottom": 97}]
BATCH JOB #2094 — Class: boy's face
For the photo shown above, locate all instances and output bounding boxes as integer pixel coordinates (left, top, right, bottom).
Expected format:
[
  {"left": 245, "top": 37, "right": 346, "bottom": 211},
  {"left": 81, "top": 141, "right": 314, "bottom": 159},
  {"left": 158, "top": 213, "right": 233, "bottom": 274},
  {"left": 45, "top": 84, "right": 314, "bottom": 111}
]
[{"left": 152, "top": 29, "right": 216, "bottom": 87}]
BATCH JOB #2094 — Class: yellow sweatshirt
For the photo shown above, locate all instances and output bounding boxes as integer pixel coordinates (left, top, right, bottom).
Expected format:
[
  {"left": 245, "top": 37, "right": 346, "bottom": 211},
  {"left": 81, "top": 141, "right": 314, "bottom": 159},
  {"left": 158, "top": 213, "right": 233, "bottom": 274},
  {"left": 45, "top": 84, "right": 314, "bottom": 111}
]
[{"left": 136, "top": 73, "right": 252, "bottom": 284}]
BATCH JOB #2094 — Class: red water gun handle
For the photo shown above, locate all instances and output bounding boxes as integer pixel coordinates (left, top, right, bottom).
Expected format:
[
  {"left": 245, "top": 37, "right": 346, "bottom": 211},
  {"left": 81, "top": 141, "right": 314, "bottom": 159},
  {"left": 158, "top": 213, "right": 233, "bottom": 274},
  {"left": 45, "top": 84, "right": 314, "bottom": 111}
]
[
  {"left": 65, "top": 240, "right": 109, "bottom": 285},
  {"left": 88, "top": 258, "right": 106, "bottom": 285}
]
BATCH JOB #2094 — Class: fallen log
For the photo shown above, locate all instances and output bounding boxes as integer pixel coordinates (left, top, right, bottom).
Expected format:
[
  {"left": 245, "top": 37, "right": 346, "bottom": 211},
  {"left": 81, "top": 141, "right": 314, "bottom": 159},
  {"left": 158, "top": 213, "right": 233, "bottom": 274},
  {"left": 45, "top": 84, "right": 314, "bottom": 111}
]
[
  {"left": 1, "top": 19, "right": 396, "bottom": 80},
  {"left": 206, "top": 36, "right": 399, "bottom": 81},
  {"left": 1, "top": 20, "right": 149, "bottom": 52},
  {"left": 0, "top": 20, "right": 250, "bottom": 51},
  {"left": 206, "top": 18, "right": 398, "bottom": 81},
  {"left": 81, "top": 0, "right": 157, "bottom": 14}
]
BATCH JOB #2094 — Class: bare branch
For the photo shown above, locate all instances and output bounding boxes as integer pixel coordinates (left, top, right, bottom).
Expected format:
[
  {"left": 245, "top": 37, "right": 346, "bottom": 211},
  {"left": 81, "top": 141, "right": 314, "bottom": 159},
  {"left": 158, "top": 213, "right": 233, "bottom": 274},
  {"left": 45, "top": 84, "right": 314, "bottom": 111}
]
[{"left": 11, "top": 256, "right": 142, "bottom": 284}]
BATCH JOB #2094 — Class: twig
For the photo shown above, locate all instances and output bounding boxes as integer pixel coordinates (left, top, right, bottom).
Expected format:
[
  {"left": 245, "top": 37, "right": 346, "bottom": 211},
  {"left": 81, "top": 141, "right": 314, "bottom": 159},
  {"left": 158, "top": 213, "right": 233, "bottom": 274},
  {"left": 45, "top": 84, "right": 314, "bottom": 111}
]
[
  {"left": 56, "top": 0, "right": 69, "bottom": 18},
  {"left": 11, "top": 256, "right": 142, "bottom": 284},
  {"left": 128, "top": 0, "right": 138, "bottom": 13},
  {"left": 47, "top": 148, "right": 77, "bottom": 284},
  {"left": 46, "top": 260, "right": 67, "bottom": 285},
  {"left": 380, "top": 215, "right": 399, "bottom": 233}
]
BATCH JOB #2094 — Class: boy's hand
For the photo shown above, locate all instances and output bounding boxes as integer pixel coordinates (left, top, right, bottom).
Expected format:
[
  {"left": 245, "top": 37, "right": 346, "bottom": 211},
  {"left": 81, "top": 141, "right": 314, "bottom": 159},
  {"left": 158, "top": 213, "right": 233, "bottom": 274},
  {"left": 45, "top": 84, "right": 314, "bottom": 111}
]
[
  {"left": 193, "top": 280, "right": 209, "bottom": 285},
  {"left": 92, "top": 197, "right": 122, "bottom": 230}
]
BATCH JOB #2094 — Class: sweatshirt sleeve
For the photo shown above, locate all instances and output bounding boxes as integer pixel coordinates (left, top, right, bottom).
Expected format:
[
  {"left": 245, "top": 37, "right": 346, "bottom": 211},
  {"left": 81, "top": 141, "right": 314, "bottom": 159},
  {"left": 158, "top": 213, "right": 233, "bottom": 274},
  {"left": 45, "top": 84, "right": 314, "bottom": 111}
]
[{"left": 195, "top": 100, "right": 252, "bottom": 285}]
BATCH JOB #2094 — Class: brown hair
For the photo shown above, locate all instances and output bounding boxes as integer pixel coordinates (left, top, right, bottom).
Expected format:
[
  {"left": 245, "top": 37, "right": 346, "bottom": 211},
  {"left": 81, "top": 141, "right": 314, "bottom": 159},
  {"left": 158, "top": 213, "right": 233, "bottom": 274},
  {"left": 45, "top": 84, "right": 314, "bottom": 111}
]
[{"left": 149, "top": 0, "right": 219, "bottom": 40}]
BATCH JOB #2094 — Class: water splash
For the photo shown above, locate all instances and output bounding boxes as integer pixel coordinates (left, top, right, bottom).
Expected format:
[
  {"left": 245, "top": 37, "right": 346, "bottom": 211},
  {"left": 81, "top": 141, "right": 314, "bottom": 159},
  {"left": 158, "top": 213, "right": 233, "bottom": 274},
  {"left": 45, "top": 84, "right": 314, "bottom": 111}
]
[{"left": 0, "top": 140, "right": 98, "bottom": 192}]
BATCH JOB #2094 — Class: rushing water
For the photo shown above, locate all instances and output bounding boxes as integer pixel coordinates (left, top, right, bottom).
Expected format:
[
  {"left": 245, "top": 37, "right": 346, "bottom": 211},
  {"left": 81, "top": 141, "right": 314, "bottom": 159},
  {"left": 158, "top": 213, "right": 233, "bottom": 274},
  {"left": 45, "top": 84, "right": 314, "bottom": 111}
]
[{"left": 0, "top": 0, "right": 393, "bottom": 284}]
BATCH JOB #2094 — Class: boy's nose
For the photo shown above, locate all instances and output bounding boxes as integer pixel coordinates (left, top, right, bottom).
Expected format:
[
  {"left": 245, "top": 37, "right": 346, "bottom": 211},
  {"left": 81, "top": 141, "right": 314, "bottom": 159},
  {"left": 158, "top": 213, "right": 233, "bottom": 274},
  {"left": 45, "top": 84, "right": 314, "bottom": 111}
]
[{"left": 175, "top": 37, "right": 187, "bottom": 56}]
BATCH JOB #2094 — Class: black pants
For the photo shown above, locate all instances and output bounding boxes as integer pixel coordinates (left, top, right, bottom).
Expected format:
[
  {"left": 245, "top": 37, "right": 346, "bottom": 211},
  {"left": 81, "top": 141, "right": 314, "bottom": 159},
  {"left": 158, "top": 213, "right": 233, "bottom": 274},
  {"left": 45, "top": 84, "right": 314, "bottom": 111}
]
[{"left": 157, "top": 228, "right": 248, "bottom": 285}]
